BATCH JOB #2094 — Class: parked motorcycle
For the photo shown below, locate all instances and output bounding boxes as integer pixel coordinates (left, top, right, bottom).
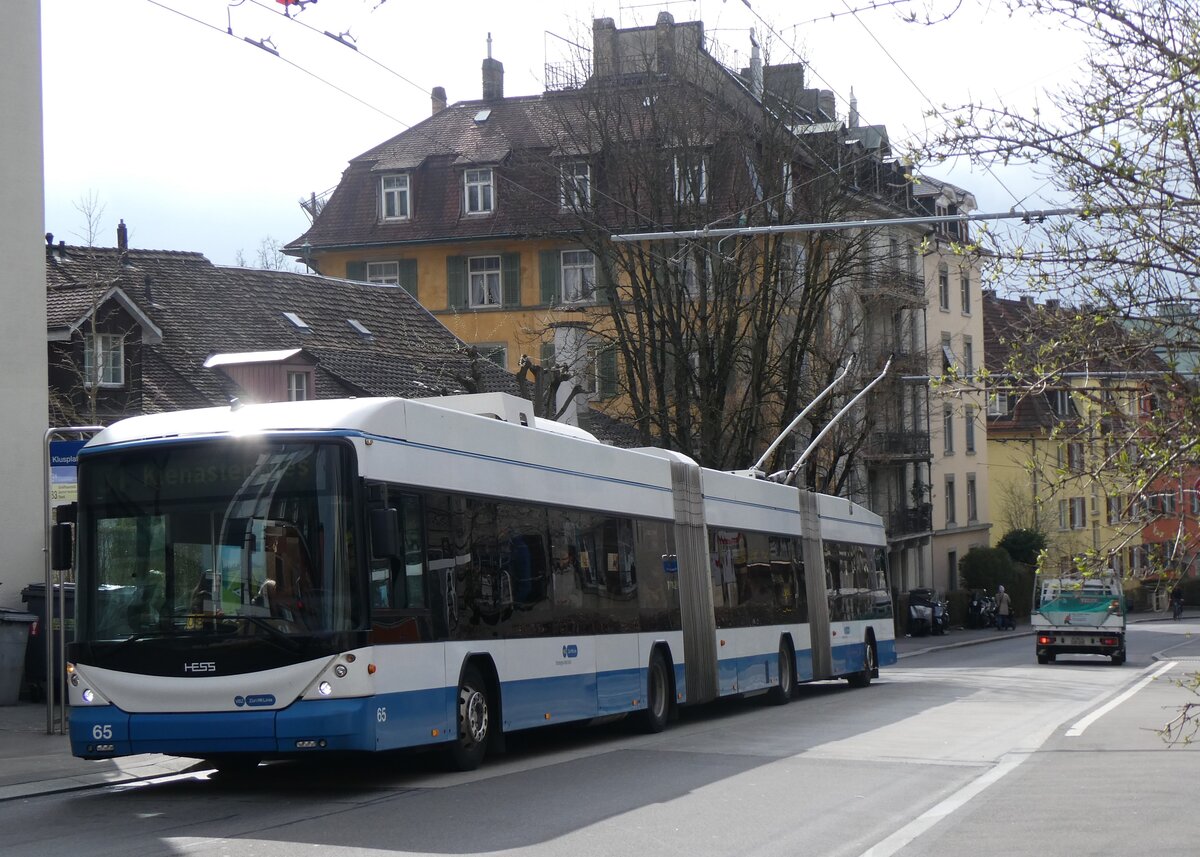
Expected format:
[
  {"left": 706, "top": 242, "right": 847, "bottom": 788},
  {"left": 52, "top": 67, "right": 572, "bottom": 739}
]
[
  {"left": 966, "top": 590, "right": 996, "bottom": 629},
  {"left": 907, "top": 588, "right": 948, "bottom": 636}
]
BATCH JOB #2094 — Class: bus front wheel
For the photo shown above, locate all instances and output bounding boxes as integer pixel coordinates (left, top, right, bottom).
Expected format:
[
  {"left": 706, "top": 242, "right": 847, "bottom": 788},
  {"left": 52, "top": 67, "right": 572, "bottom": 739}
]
[
  {"left": 448, "top": 665, "right": 491, "bottom": 771},
  {"left": 767, "top": 641, "right": 795, "bottom": 705},
  {"left": 847, "top": 639, "right": 875, "bottom": 688}
]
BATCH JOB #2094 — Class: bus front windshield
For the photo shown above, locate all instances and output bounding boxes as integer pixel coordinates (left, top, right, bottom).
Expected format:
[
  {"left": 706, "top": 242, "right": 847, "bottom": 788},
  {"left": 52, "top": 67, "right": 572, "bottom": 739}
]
[{"left": 77, "top": 440, "right": 359, "bottom": 643}]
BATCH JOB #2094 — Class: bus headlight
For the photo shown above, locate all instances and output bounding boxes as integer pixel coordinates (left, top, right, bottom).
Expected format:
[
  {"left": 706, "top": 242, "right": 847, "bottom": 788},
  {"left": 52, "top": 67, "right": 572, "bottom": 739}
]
[
  {"left": 333, "top": 664, "right": 348, "bottom": 678},
  {"left": 81, "top": 689, "right": 95, "bottom": 704},
  {"left": 318, "top": 681, "right": 333, "bottom": 696}
]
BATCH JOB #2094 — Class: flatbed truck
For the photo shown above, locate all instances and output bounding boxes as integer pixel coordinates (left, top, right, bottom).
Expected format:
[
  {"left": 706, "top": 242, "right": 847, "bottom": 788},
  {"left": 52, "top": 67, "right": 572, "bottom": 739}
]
[{"left": 1032, "top": 574, "right": 1126, "bottom": 665}]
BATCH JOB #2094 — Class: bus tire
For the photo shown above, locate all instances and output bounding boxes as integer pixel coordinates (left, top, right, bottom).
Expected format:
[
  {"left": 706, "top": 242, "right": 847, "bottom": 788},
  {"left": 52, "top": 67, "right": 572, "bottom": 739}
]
[
  {"left": 637, "top": 650, "right": 671, "bottom": 733},
  {"left": 447, "top": 664, "right": 491, "bottom": 771},
  {"left": 767, "top": 640, "right": 795, "bottom": 705},
  {"left": 847, "top": 638, "right": 875, "bottom": 688}
]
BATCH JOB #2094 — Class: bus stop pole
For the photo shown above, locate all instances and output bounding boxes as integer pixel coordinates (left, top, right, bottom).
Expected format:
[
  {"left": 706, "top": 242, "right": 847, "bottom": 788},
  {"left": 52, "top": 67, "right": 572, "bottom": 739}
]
[{"left": 44, "top": 426, "right": 103, "bottom": 735}]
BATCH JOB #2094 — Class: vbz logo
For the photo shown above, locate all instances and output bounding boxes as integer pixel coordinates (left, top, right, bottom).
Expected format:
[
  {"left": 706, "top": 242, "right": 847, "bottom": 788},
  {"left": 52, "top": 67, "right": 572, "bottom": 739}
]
[
  {"left": 183, "top": 661, "right": 217, "bottom": 673},
  {"left": 561, "top": 644, "right": 578, "bottom": 659}
]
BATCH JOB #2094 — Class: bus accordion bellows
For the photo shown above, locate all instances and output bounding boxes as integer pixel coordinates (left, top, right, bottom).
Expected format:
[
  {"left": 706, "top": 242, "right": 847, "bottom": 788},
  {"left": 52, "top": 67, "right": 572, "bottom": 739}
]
[{"left": 64, "top": 393, "right": 895, "bottom": 771}]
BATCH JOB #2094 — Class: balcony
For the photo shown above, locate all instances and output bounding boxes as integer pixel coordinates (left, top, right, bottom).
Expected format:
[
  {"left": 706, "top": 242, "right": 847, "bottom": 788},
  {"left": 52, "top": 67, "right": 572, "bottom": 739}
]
[
  {"left": 858, "top": 266, "right": 926, "bottom": 305},
  {"left": 864, "top": 430, "right": 931, "bottom": 460},
  {"left": 888, "top": 503, "right": 933, "bottom": 537}
]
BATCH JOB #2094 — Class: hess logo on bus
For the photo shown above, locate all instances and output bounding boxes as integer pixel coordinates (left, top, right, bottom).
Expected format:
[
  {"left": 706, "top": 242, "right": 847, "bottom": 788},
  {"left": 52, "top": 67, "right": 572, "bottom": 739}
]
[{"left": 183, "top": 661, "right": 217, "bottom": 674}]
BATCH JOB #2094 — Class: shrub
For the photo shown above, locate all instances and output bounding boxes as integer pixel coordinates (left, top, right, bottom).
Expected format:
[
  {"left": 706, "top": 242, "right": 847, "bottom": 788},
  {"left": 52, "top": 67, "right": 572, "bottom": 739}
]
[{"left": 996, "top": 528, "right": 1047, "bottom": 565}]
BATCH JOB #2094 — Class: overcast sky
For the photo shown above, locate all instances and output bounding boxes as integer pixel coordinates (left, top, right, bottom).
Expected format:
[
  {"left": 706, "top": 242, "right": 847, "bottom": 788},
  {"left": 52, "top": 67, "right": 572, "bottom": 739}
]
[{"left": 40, "top": 0, "right": 1084, "bottom": 265}]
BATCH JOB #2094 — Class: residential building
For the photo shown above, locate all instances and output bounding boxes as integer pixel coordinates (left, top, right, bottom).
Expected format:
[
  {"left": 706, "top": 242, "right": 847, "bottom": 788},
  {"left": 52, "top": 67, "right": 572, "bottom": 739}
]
[
  {"left": 982, "top": 292, "right": 1172, "bottom": 582},
  {"left": 915, "top": 178, "right": 991, "bottom": 592},
  {"left": 288, "top": 12, "right": 939, "bottom": 591}
]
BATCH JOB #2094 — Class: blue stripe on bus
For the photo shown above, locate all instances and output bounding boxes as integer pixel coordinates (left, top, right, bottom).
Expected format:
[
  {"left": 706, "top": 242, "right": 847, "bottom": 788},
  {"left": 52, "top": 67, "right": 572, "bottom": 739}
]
[{"left": 70, "top": 641, "right": 890, "bottom": 759}]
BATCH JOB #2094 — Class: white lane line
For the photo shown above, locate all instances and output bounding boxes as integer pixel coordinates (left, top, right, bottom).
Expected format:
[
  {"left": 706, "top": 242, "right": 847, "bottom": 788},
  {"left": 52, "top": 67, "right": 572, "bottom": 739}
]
[
  {"left": 1065, "top": 660, "right": 1176, "bottom": 737},
  {"left": 857, "top": 752, "right": 1029, "bottom": 857}
]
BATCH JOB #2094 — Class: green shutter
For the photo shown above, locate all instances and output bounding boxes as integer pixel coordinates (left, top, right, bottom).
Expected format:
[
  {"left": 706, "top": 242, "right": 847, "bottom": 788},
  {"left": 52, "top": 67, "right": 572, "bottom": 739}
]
[
  {"left": 540, "top": 340, "right": 556, "bottom": 367},
  {"left": 398, "top": 258, "right": 418, "bottom": 298},
  {"left": 446, "top": 256, "right": 467, "bottom": 309},
  {"left": 502, "top": 253, "right": 521, "bottom": 307},
  {"left": 598, "top": 347, "right": 618, "bottom": 398},
  {"left": 595, "top": 255, "right": 614, "bottom": 305},
  {"left": 346, "top": 261, "right": 367, "bottom": 281},
  {"left": 540, "top": 250, "right": 561, "bottom": 305}
]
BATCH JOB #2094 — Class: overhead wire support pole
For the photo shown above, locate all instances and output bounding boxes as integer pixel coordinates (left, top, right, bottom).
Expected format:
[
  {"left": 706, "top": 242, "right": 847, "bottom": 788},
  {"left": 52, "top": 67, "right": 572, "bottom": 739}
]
[{"left": 609, "top": 206, "right": 1103, "bottom": 243}]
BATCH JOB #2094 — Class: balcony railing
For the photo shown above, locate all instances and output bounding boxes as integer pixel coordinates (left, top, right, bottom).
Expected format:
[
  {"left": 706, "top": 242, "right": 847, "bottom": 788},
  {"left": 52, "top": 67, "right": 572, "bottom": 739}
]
[
  {"left": 888, "top": 503, "right": 933, "bottom": 537},
  {"left": 858, "top": 266, "right": 925, "bottom": 304},
  {"left": 865, "top": 430, "right": 931, "bottom": 458}
]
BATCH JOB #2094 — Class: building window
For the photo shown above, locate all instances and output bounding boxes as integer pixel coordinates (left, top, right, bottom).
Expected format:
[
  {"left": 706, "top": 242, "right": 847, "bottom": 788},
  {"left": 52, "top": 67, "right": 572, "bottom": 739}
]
[
  {"left": 1067, "top": 442, "right": 1085, "bottom": 473},
  {"left": 938, "top": 263, "right": 950, "bottom": 310},
  {"left": 674, "top": 154, "right": 708, "bottom": 204},
  {"left": 464, "top": 168, "right": 494, "bottom": 214},
  {"left": 945, "top": 476, "right": 957, "bottom": 525},
  {"left": 962, "top": 336, "right": 973, "bottom": 377},
  {"left": 83, "top": 333, "right": 124, "bottom": 387},
  {"left": 561, "top": 250, "right": 595, "bottom": 302},
  {"left": 468, "top": 256, "right": 502, "bottom": 307},
  {"left": 967, "top": 474, "right": 978, "bottom": 522},
  {"left": 943, "top": 405, "right": 954, "bottom": 454},
  {"left": 381, "top": 174, "right": 410, "bottom": 220},
  {"left": 965, "top": 405, "right": 976, "bottom": 453},
  {"left": 1059, "top": 499, "right": 1068, "bottom": 530},
  {"left": 781, "top": 161, "right": 794, "bottom": 210},
  {"left": 960, "top": 270, "right": 971, "bottom": 314},
  {"left": 560, "top": 161, "right": 590, "bottom": 209},
  {"left": 366, "top": 261, "right": 400, "bottom": 284},
  {"left": 941, "top": 332, "right": 956, "bottom": 374},
  {"left": 587, "top": 343, "right": 619, "bottom": 398},
  {"left": 477, "top": 343, "right": 508, "bottom": 369},
  {"left": 987, "top": 390, "right": 1009, "bottom": 417},
  {"left": 1107, "top": 495, "right": 1125, "bottom": 524},
  {"left": 1050, "top": 389, "right": 1072, "bottom": 416},
  {"left": 287, "top": 371, "right": 309, "bottom": 402},
  {"left": 948, "top": 550, "right": 958, "bottom": 586}
]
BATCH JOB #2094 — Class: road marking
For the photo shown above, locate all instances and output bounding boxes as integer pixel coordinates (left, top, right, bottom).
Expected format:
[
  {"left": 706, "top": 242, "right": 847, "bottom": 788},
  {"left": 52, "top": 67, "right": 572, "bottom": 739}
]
[
  {"left": 1065, "top": 660, "right": 1176, "bottom": 737},
  {"left": 857, "top": 752, "right": 1029, "bottom": 857}
]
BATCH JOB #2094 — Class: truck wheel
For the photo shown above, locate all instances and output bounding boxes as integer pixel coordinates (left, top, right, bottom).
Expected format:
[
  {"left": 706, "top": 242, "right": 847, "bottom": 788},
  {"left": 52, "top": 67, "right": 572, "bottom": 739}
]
[
  {"left": 1037, "top": 653, "right": 1049, "bottom": 665},
  {"left": 1111, "top": 649, "right": 1126, "bottom": 666}
]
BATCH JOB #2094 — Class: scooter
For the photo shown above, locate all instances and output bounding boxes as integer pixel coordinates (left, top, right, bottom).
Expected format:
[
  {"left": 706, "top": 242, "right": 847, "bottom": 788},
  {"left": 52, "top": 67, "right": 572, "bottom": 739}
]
[{"left": 967, "top": 591, "right": 995, "bottom": 629}]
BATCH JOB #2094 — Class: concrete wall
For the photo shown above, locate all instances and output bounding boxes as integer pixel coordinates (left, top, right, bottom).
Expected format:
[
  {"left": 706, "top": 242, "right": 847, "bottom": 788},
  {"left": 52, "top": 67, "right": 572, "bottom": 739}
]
[{"left": 0, "top": 1, "right": 49, "bottom": 607}]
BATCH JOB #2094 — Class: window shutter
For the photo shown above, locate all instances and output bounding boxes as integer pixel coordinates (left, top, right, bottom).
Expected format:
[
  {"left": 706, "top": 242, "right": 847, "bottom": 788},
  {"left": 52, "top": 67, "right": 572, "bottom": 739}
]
[
  {"left": 540, "top": 340, "right": 555, "bottom": 367},
  {"left": 446, "top": 256, "right": 467, "bottom": 309},
  {"left": 398, "top": 259, "right": 418, "bottom": 298},
  {"left": 539, "top": 250, "right": 561, "bottom": 305},
  {"left": 598, "top": 347, "right": 618, "bottom": 397},
  {"left": 346, "top": 261, "right": 367, "bottom": 281},
  {"left": 595, "top": 256, "right": 614, "bottom": 305},
  {"left": 502, "top": 253, "right": 521, "bottom": 307}
]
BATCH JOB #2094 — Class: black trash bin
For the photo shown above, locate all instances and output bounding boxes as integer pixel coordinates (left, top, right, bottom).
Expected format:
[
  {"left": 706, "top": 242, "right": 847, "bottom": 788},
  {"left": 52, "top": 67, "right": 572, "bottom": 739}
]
[
  {"left": 0, "top": 608, "right": 37, "bottom": 705},
  {"left": 21, "top": 583, "right": 75, "bottom": 703}
]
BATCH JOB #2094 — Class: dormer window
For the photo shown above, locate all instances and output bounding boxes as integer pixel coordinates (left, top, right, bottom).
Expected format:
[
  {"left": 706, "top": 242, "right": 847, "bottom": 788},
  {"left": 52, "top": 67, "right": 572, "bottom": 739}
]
[
  {"left": 381, "top": 174, "right": 411, "bottom": 221},
  {"left": 560, "top": 161, "right": 591, "bottom": 209},
  {"left": 464, "top": 168, "right": 494, "bottom": 214},
  {"left": 674, "top": 155, "right": 708, "bottom": 204},
  {"left": 83, "top": 333, "right": 124, "bottom": 387},
  {"left": 287, "top": 370, "right": 310, "bottom": 402}
]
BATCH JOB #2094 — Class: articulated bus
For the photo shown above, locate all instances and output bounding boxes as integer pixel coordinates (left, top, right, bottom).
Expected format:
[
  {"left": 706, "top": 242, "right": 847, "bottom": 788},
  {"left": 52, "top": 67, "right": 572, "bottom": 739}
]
[{"left": 65, "top": 393, "right": 894, "bottom": 770}]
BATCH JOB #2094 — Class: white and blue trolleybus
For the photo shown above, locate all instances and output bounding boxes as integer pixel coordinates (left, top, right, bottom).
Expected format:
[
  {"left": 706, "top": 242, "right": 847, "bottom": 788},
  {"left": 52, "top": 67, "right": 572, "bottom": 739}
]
[{"left": 65, "top": 393, "right": 895, "bottom": 770}]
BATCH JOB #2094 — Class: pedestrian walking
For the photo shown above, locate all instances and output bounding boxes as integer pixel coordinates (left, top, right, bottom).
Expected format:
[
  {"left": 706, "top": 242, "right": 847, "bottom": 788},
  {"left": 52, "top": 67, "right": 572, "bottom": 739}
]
[{"left": 996, "top": 584, "right": 1013, "bottom": 630}]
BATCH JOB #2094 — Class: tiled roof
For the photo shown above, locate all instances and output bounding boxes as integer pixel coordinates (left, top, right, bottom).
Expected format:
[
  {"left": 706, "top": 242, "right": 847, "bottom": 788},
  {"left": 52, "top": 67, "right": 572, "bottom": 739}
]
[{"left": 45, "top": 244, "right": 519, "bottom": 415}]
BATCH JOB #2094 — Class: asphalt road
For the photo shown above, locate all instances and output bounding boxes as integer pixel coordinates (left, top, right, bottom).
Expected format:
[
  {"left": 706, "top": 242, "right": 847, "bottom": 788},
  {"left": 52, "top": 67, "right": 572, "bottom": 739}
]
[{"left": 2, "top": 622, "right": 1196, "bottom": 857}]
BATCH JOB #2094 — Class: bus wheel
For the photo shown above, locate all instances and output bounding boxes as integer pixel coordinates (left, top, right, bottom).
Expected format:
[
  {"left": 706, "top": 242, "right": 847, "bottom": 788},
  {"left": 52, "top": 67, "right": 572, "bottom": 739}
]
[
  {"left": 637, "top": 650, "right": 671, "bottom": 733},
  {"left": 448, "top": 665, "right": 491, "bottom": 771},
  {"left": 767, "top": 641, "right": 795, "bottom": 705},
  {"left": 847, "top": 640, "right": 875, "bottom": 688}
]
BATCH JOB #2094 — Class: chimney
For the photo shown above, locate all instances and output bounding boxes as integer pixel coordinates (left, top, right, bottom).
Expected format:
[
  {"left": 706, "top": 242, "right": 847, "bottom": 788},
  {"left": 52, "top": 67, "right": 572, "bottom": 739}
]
[
  {"left": 849, "top": 88, "right": 859, "bottom": 128},
  {"left": 818, "top": 90, "right": 836, "bottom": 122},
  {"left": 45, "top": 232, "right": 53, "bottom": 246},
  {"left": 592, "top": 17, "right": 617, "bottom": 78},
  {"left": 482, "top": 34, "right": 503, "bottom": 100},
  {"left": 117, "top": 219, "right": 128, "bottom": 252},
  {"left": 748, "top": 28, "right": 763, "bottom": 99},
  {"left": 432, "top": 85, "right": 447, "bottom": 114}
]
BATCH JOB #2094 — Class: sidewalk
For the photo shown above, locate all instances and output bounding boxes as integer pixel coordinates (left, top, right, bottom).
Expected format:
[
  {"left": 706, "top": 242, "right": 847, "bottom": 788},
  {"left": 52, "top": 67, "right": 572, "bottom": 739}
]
[{"left": 894, "top": 618, "right": 1035, "bottom": 658}]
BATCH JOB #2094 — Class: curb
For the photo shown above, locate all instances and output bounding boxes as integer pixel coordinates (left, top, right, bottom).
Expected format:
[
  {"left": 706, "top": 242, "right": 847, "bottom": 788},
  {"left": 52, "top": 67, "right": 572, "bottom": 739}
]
[{"left": 897, "top": 628, "right": 1035, "bottom": 659}]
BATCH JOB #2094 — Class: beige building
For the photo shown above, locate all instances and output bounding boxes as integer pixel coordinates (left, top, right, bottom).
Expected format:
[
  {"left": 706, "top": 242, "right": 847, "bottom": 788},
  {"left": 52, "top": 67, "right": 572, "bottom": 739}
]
[
  {"left": 0, "top": 1, "right": 50, "bottom": 607},
  {"left": 917, "top": 179, "right": 991, "bottom": 593}
]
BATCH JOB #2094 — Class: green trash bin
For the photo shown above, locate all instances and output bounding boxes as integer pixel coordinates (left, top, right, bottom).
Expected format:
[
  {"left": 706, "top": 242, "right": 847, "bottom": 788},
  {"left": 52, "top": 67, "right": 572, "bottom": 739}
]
[{"left": 0, "top": 608, "right": 36, "bottom": 705}]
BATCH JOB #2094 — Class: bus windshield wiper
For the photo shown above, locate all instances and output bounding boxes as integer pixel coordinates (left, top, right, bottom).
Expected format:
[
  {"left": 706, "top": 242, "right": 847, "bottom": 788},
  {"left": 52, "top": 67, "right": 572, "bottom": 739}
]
[{"left": 230, "top": 614, "right": 306, "bottom": 651}]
